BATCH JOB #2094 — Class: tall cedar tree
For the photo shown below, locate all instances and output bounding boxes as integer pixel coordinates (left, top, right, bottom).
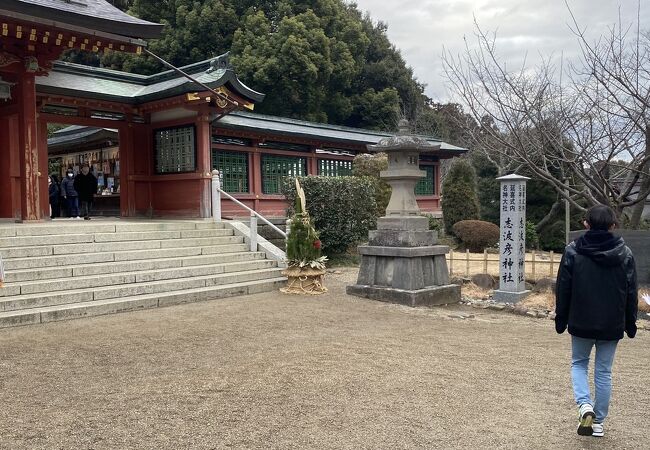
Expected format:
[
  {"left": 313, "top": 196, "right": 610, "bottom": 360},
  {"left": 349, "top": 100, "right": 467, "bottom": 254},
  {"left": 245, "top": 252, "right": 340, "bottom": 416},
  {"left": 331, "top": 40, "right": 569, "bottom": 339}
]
[
  {"left": 63, "top": 0, "right": 426, "bottom": 130},
  {"left": 441, "top": 159, "right": 480, "bottom": 234}
]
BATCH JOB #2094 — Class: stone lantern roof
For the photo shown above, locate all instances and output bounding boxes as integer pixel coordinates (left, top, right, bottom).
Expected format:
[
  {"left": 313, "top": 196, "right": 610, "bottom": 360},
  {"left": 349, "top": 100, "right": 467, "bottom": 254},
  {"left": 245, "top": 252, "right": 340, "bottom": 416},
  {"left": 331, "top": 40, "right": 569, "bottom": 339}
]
[{"left": 367, "top": 120, "right": 441, "bottom": 153}]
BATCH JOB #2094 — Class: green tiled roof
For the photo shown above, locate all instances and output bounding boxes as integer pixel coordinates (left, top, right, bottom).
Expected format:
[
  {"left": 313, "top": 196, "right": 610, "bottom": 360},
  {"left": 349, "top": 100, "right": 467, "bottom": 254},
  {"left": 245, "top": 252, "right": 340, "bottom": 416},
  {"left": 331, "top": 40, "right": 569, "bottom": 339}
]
[
  {"left": 217, "top": 111, "right": 467, "bottom": 153},
  {"left": 48, "top": 125, "right": 117, "bottom": 150},
  {"left": 1, "top": 0, "right": 163, "bottom": 39},
  {"left": 36, "top": 54, "right": 265, "bottom": 104}
]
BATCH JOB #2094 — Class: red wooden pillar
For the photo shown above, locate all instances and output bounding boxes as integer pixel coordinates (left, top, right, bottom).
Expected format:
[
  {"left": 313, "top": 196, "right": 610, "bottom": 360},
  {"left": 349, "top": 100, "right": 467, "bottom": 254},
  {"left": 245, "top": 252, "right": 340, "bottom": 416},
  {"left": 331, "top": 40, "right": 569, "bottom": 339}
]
[
  {"left": 196, "top": 113, "right": 212, "bottom": 218},
  {"left": 16, "top": 71, "right": 41, "bottom": 221},
  {"left": 37, "top": 117, "right": 49, "bottom": 219},
  {"left": 119, "top": 124, "right": 134, "bottom": 217},
  {"left": 307, "top": 147, "right": 318, "bottom": 175}
]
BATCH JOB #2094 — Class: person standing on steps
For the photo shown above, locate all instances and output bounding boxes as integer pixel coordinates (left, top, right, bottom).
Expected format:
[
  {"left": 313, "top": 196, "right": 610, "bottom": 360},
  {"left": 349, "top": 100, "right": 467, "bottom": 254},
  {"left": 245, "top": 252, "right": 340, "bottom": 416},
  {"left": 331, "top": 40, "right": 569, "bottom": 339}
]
[
  {"left": 60, "top": 168, "right": 80, "bottom": 219},
  {"left": 48, "top": 174, "right": 60, "bottom": 219},
  {"left": 74, "top": 164, "right": 98, "bottom": 221},
  {"left": 555, "top": 204, "right": 638, "bottom": 438}
]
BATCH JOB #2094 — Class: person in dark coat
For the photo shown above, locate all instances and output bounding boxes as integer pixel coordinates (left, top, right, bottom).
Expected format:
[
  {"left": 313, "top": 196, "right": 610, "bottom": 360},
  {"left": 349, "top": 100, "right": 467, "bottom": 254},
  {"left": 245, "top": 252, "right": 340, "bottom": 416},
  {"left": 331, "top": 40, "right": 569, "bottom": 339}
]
[
  {"left": 48, "top": 174, "right": 60, "bottom": 219},
  {"left": 555, "top": 204, "right": 637, "bottom": 438},
  {"left": 74, "top": 164, "right": 98, "bottom": 220},
  {"left": 60, "top": 168, "right": 80, "bottom": 218}
]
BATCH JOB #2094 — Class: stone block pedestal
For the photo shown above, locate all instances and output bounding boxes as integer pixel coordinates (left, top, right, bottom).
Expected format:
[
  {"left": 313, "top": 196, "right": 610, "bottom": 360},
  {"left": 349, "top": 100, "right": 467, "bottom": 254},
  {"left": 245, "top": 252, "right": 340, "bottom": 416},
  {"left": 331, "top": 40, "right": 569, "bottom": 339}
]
[
  {"left": 346, "top": 284, "right": 461, "bottom": 307},
  {"left": 493, "top": 289, "right": 531, "bottom": 303},
  {"left": 347, "top": 242, "right": 460, "bottom": 307}
]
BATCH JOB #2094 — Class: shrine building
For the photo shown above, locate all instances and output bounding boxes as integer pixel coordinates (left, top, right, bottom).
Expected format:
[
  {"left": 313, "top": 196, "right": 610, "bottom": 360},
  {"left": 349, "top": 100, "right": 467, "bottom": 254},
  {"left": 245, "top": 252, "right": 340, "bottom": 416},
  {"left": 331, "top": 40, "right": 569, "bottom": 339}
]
[{"left": 1, "top": 0, "right": 466, "bottom": 222}]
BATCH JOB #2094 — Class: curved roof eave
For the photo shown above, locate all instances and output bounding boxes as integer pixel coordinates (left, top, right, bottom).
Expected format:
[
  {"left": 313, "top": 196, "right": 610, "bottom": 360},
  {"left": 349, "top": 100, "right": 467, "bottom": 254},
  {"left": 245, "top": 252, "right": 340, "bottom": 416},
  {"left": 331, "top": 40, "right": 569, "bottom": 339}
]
[
  {"left": 2, "top": 1, "right": 163, "bottom": 39},
  {"left": 221, "top": 70, "right": 265, "bottom": 103}
]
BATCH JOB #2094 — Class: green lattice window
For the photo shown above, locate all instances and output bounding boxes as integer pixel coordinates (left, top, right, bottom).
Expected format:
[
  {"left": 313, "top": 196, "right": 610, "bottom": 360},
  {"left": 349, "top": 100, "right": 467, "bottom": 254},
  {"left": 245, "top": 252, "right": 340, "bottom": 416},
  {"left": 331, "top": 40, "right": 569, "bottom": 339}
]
[
  {"left": 212, "top": 150, "right": 249, "bottom": 193},
  {"left": 415, "top": 165, "right": 436, "bottom": 195},
  {"left": 261, "top": 154, "right": 306, "bottom": 194},
  {"left": 154, "top": 125, "right": 196, "bottom": 174},
  {"left": 318, "top": 159, "right": 352, "bottom": 177}
]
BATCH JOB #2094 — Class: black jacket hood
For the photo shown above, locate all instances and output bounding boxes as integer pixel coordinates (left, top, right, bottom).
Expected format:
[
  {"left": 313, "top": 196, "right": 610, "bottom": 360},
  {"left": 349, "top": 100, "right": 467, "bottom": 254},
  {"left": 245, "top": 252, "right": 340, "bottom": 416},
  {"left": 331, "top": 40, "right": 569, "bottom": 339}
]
[{"left": 574, "top": 230, "right": 626, "bottom": 267}]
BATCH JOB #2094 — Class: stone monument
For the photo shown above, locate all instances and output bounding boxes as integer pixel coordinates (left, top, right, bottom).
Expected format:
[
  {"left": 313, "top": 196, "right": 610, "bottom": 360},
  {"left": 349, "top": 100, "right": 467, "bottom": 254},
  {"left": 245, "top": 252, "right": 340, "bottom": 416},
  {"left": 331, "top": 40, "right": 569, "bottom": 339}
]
[
  {"left": 346, "top": 120, "right": 460, "bottom": 307},
  {"left": 493, "top": 174, "right": 531, "bottom": 302}
]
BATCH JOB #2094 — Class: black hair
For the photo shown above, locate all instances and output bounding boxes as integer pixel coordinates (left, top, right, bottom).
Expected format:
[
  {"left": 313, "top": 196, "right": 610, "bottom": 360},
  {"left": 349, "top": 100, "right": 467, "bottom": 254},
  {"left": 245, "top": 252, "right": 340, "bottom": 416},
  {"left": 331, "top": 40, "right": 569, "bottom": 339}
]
[{"left": 586, "top": 204, "right": 618, "bottom": 231}]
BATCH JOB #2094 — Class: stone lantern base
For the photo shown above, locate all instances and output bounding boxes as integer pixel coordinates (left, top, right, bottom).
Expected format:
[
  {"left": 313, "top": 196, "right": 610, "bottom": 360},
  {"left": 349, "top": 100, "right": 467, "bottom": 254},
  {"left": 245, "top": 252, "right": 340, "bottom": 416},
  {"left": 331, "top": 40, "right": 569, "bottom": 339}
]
[{"left": 346, "top": 222, "right": 461, "bottom": 307}]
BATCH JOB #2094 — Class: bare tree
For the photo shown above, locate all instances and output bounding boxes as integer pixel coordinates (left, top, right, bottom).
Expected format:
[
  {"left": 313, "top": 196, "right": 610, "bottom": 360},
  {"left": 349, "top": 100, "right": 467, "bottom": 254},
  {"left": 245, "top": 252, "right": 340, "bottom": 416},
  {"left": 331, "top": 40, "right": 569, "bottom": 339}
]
[{"left": 442, "top": 4, "right": 650, "bottom": 226}]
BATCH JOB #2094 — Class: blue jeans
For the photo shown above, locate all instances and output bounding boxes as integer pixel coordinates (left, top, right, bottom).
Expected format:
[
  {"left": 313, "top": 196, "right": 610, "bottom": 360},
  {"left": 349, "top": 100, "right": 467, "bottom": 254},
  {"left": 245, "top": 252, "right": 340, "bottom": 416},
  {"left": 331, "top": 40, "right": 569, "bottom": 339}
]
[{"left": 571, "top": 336, "right": 618, "bottom": 424}]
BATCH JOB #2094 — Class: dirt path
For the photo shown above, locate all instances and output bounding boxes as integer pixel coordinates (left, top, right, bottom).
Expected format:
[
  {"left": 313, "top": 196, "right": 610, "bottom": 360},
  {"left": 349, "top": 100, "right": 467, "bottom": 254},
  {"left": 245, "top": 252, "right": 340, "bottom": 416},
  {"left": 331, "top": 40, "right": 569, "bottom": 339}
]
[{"left": 1, "top": 269, "right": 648, "bottom": 449}]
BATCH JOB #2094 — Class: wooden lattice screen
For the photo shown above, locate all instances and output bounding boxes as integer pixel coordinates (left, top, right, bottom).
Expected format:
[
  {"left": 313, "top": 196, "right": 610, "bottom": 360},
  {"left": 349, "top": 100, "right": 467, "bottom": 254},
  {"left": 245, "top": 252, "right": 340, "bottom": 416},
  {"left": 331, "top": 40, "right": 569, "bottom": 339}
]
[
  {"left": 212, "top": 150, "right": 249, "bottom": 193},
  {"left": 154, "top": 126, "right": 196, "bottom": 174},
  {"left": 261, "top": 154, "right": 306, "bottom": 194},
  {"left": 317, "top": 159, "right": 352, "bottom": 177},
  {"left": 415, "top": 166, "right": 436, "bottom": 195}
]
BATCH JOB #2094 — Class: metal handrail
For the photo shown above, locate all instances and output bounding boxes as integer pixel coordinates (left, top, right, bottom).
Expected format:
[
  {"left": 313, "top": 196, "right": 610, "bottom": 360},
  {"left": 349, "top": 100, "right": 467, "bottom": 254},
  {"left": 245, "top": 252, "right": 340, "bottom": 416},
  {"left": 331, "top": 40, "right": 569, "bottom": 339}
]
[
  {"left": 218, "top": 188, "right": 287, "bottom": 238},
  {"left": 210, "top": 170, "right": 286, "bottom": 252}
]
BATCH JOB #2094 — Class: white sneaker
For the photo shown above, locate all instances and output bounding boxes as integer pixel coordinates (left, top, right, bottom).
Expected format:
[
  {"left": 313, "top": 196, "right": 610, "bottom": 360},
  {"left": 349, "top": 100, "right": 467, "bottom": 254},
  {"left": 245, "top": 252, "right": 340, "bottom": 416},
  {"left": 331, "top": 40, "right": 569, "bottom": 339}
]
[
  {"left": 577, "top": 403, "right": 595, "bottom": 436},
  {"left": 74, "top": 216, "right": 82, "bottom": 220},
  {"left": 592, "top": 423, "right": 604, "bottom": 437}
]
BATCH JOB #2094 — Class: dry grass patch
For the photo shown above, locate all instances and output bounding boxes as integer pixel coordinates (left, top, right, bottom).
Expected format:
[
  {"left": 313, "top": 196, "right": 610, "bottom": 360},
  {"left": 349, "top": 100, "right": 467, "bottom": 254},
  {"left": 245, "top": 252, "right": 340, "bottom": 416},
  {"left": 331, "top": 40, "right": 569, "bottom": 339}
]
[
  {"left": 521, "top": 292, "right": 555, "bottom": 311},
  {"left": 461, "top": 283, "right": 491, "bottom": 301},
  {"left": 640, "top": 289, "right": 650, "bottom": 313}
]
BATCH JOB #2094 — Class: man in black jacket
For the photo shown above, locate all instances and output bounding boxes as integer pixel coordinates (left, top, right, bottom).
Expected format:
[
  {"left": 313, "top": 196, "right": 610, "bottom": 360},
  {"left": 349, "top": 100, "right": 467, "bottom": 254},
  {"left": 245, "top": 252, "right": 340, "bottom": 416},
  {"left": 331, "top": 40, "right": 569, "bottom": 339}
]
[
  {"left": 555, "top": 204, "right": 637, "bottom": 438},
  {"left": 74, "top": 164, "right": 98, "bottom": 220}
]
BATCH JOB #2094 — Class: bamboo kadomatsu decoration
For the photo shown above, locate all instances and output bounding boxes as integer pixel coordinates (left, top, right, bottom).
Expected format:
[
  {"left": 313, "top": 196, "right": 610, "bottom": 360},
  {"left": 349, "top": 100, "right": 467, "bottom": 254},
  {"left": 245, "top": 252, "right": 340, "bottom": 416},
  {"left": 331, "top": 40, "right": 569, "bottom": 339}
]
[{"left": 281, "top": 179, "right": 328, "bottom": 295}]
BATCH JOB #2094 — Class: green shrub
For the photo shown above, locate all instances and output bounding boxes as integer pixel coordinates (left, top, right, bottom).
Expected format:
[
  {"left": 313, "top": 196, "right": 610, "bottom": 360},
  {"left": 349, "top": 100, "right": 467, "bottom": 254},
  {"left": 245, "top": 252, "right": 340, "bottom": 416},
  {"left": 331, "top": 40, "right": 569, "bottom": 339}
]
[
  {"left": 441, "top": 159, "right": 480, "bottom": 235},
  {"left": 423, "top": 214, "right": 444, "bottom": 234},
  {"left": 526, "top": 221, "right": 540, "bottom": 250},
  {"left": 452, "top": 220, "right": 499, "bottom": 252},
  {"left": 283, "top": 176, "right": 377, "bottom": 256},
  {"left": 352, "top": 153, "right": 391, "bottom": 216}
]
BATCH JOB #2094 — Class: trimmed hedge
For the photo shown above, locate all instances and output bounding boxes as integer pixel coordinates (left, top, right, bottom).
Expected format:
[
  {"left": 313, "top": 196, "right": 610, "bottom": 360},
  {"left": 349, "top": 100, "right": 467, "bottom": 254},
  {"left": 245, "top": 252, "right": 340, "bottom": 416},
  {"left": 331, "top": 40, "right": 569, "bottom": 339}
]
[
  {"left": 282, "top": 176, "right": 377, "bottom": 255},
  {"left": 452, "top": 220, "right": 500, "bottom": 252}
]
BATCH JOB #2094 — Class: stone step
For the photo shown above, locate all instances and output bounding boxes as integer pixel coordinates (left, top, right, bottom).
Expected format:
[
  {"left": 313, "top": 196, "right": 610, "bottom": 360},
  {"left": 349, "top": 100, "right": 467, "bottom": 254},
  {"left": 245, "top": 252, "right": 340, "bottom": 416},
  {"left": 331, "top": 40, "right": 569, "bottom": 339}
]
[
  {"left": 0, "top": 221, "right": 225, "bottom": 237},
  {"left": 1, "top": 260, "right": 279, "bottom": 297},
  {"left": 0, "top": 277, "right": 287, "bottom": 328},
  {"left": 0, "top": 228, "right": 233, "bottom": 248},
  {"left": 4, "top": 251, "right": 267, "bottom": 282},
  {"left": 0, "top": 266, "right": 283, "bottom": 310},
  {"left": 2, "top": 243, "right": 252, "bottom": 270},
  {"left": 0, "top": 235, "right": 244, "bottom": 259}
]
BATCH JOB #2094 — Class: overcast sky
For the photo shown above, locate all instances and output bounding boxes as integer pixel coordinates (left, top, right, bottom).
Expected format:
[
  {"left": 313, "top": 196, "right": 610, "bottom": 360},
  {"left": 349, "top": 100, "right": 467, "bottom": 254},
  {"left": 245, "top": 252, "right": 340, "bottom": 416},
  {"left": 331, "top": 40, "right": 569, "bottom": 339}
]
[{"left": 352, "top": 0, "right": 649, "bottom": 101}]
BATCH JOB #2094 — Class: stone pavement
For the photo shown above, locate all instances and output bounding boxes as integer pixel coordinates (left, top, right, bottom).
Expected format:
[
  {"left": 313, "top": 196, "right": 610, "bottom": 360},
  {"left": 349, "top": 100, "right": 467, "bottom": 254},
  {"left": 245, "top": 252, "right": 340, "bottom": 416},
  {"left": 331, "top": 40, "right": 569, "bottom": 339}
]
[{"left": 0, "top": 269, "right": 648, "bottom": 449}]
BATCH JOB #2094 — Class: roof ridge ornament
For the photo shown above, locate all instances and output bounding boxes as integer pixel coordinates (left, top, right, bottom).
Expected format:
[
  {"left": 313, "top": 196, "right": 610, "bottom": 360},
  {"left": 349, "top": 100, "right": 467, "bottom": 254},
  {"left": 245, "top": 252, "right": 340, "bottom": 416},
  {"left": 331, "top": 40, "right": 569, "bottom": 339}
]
[{"left": 207, "top": 52, "right": 232, "bottom": 73}]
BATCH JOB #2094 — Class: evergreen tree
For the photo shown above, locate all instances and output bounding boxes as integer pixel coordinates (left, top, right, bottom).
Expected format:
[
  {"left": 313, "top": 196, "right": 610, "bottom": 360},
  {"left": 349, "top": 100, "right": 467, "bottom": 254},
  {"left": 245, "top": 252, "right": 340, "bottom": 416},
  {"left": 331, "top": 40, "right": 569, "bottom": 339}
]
[
  {"left": 441, "top": 159, "right": 480, "bottom": 234},
  {"left": 62, "top": 0, "right": 425, "bottom": 130}
]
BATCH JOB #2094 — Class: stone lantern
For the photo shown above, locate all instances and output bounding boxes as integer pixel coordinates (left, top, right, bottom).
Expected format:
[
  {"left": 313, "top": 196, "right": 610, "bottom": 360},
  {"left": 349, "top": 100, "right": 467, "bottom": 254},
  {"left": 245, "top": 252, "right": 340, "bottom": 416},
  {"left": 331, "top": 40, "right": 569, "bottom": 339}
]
[{"left": 346, "top": 120, "right": 460, "bottom": 306}]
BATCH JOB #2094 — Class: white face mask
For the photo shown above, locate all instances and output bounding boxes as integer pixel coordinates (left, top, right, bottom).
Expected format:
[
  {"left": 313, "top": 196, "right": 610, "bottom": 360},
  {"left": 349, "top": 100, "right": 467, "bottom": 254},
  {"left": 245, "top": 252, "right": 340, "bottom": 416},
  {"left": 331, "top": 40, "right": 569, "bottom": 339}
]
[{"left": 67, "top": 173, "right": 74, "bottom": 178}]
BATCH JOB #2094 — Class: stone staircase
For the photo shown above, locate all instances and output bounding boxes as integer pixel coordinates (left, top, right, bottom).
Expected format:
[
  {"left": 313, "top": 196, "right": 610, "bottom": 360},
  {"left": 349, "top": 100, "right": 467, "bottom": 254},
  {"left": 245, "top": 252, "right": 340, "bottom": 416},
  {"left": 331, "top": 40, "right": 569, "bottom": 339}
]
[{"left": 0, "top": 221, "right": 286, "bottom": 328}]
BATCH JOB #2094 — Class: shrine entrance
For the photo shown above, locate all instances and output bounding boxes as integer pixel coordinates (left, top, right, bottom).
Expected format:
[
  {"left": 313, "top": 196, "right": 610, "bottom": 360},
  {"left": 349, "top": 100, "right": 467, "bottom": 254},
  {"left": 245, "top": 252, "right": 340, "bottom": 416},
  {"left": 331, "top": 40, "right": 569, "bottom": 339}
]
[{"left": 0, "top": 0, "right": 161, "bottom": 221}]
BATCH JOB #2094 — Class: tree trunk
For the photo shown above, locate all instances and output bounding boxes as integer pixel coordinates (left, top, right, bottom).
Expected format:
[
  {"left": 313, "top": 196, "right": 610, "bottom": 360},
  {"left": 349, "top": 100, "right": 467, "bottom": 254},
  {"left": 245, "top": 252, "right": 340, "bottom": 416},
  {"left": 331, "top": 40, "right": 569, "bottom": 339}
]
[
  {"left": 535, "top": 199, "right": 562, "bottom": 234},
  {"left": 628, "top": 125, "right": 650, "bottom": 229}
]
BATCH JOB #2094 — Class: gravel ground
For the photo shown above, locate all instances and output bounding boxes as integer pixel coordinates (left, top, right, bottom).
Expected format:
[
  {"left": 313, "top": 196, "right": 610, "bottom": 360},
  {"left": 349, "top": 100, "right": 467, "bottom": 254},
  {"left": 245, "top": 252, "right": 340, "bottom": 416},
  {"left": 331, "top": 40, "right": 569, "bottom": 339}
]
[{"left": 1, "top": 269, "right": 648, "bottom": 450}]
